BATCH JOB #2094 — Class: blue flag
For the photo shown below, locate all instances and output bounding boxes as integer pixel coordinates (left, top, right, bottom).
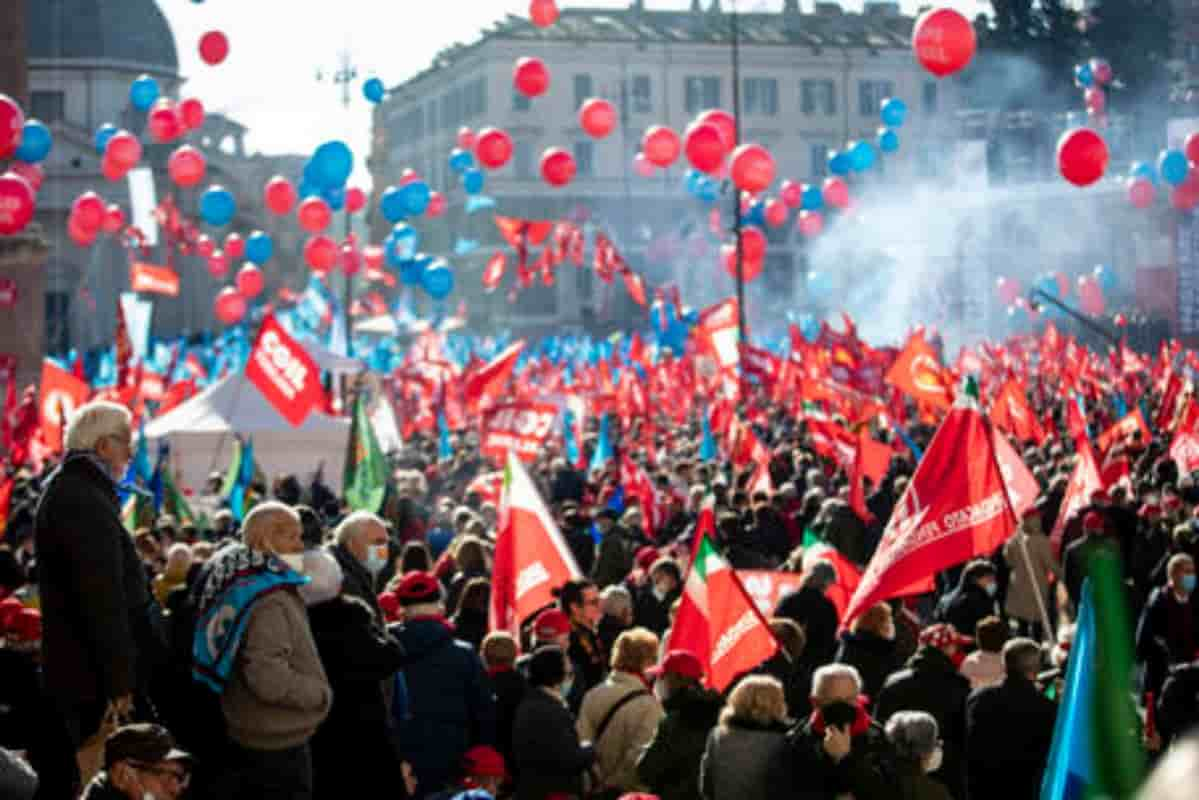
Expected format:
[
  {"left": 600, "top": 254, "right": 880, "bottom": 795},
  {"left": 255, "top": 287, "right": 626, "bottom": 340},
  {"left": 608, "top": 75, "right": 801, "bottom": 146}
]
[
  {"left": 564, "top": 408, "right": 581, "bottom": 467},
  {"left": 438, "top": 411, "right": 453, "bottom": 461},
  {"left": 120, "top": 421, "right": 153, "bottom": 505},
  {"left": 1042, "top": 580, "right": 1096, "bottom": 800},
  {"left": 148, "top": 440, "right": 170, "bottom": 514},
  {"left": 700, "top": 413, "right": 718, "bottom": 461},
  {"left": 1112, "top": 392, "right": 1128, "bottom": 420},
  {"left": 223, "top": 437, "right": 256, "bottom": 522},
  {"left": 590, "top": 413, "right": 613, "bottom": 472}
]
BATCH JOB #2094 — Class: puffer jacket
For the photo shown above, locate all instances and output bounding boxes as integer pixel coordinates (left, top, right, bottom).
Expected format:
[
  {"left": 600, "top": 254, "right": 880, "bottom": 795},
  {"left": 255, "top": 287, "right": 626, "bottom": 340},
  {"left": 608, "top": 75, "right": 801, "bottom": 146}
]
[{"left": 637, "top": 685, "right": 723, "bottom": 800}]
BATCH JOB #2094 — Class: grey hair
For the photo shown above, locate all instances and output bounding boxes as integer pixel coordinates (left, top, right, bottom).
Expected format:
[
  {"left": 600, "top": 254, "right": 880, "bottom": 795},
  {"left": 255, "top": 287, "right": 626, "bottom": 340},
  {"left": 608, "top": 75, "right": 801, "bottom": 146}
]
[
  {"left": 811, "top": 663, "right": 862, "bottom": 700},
  {"left": 242, "top": 501, "right": 300, "bottom": 552},
  {"left": 885, "top": 711, "right": 940, "bottom": 761},
  {"left": 64, "top": 401, "right": 132, "bottom": 451},
  {"left": 600, "top": 584, "right": 633, "bottom": 617},
  {"left": 334, "top": 510, "right": 386, "bottom": 547},
  {"left": 298, "top": 549, "right": 344, "bottom": 606}
]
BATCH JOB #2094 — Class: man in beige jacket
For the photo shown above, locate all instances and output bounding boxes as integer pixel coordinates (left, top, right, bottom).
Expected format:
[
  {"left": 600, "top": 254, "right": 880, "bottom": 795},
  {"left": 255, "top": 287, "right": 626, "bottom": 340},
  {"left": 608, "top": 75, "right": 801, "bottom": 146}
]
[
  {"left": 1002, "top": 507, "right": 1061, "bottom": 641},
  {"left": 577, "top": 627, "right": 664, "bottom": 794}
]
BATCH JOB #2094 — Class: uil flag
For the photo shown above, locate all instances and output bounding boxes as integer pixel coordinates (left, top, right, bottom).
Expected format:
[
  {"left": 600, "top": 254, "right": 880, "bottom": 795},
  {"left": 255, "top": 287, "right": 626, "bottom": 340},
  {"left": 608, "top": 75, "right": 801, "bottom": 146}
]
[
  {"left": 669, "top": 505, "right": 779, "bottom": 691},
  {"left": 39, "top": 359, "right": 90, "bottom": 454},
  {"left": 490, "top": 452, "right": 582, "bottom": 635},
  {"left": 885, "top": 333, "right": 953, "bottom": 410},
  {"left": 842, "top": 383, "right": 1019, "bottom": 629}
]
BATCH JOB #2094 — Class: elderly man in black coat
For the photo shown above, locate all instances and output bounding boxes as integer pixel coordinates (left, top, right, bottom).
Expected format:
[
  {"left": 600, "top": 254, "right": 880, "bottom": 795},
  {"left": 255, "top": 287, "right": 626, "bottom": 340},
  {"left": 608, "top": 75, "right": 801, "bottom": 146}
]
[{"left": 34, "top": 401, "right": 163, "bottom": 794}]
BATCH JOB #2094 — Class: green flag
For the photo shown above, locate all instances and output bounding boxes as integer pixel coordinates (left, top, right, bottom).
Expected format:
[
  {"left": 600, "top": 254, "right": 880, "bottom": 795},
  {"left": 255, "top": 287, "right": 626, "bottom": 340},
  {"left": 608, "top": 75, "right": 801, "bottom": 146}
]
[
  {"left": 344, "top": 392, "right": 388, "bottom": 512},
  {"left": 162, "top": 467, "right": 195, "bottom": 524}
]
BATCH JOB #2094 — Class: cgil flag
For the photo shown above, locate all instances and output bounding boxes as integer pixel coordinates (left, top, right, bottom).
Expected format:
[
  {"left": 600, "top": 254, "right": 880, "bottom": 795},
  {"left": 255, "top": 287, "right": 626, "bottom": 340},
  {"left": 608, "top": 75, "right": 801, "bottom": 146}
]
[
  {"left": 344, "top": 391, "right": 388, "bottom": 513},
  {"left": 490, "top": 451, "right": 582, "bottom": 635}
]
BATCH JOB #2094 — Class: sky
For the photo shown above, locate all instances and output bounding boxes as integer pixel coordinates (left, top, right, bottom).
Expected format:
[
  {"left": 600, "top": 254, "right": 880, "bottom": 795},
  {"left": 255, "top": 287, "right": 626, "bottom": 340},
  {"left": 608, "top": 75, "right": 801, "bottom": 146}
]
[{"left": 164, "top": 0, "right": 981, "bottom": 185}]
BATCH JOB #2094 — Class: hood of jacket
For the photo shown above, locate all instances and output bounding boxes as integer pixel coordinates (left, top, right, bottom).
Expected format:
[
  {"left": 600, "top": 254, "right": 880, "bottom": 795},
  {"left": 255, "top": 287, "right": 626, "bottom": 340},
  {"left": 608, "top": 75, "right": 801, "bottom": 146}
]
[{"left": 393, "top": 615, "right": 457, "bottom": 664}]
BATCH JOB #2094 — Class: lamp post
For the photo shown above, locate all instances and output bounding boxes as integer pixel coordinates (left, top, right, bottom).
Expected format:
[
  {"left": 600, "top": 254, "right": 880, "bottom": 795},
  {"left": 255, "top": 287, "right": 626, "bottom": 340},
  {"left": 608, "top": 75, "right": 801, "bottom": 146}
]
[
  {"left": 1026, "top": 288, "right": 1119, "bottom": 347},
  {"left": 730, "top": 2, "right": 747, "bottom": 351},
  {"left": 316, "top": 50, "right": 359, "bottom": 356}
]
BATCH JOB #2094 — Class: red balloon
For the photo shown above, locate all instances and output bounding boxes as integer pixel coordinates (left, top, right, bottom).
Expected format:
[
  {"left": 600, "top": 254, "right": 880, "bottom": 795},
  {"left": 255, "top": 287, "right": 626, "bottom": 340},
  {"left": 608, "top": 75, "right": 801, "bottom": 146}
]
[
  {"left": 0, "top": 94, "right": 25, "bottom": 159},
  {"left": 207, "top": 250, "right": 229, "bottom": 279},
  {"left": 340, "top": 244, "right": 361, "bottom": 277},
  {"left": 540, "top": 147, "right": 577, "bottom": 188},
  {"left": 822, "top": 177, "right": 850, "bottom": 209},
  {"left": 199, "top": 31, "right": 230, "bottom": 66},
  {"left": 196, "top": 234, "right": 215, "bottom": 258},
  {"left": 101, "top": 204, "right": 125, "bottom": 235},
  {"left": 179, "top": 97, "right": 205, "bottom": 130},
  {"left": 633, "top": 153, "right": 655, "bottom": 178},
  {"left": 912, "top": 8, "right": 976, "bottom": 78},
  {"left": 1128, "top": 177, "right": 1155, "bottom": 209},
  {"left": 475, "top": 127, "right": 514, "bottom": 170},
  {"left": 224, "top": 233, "right": 245, "bottom": 260},
  {"left": 579, "top": 98, "right": 617, "bottom": 139},
  {"left": 764, "top": 198, "right": 788, "bottom": 228},
  {"left": 426, "top": 191, "right": 446, "bottom": 217},
  {"left": 530, "top": 0, "right": 559, "bottom": 27},
  {"left": 167, "top": 145, "right": 207, "bottom": 187},
  {"left": 514, "top": 57, "right": 550, "bottom": 98},
  {"left": 10, "top": 161, "right": 43, "bottom": 192},
  {"left": 213, "top": 287, "right": 246, "bottom": 325},
  {"left": 797, "top": 210, "right": 824, "bottom": 238},
  {"left": 297, "top": 197, "right": 333, "bottom": 233},
  {"left": 264, "top": 176, "right": 297, "bottom": 216},
  {"left": 0, "top": 172, "right": 35, "bottom": 235},
  {"left": 731, "top": 144, "right": 775, "bottom": 193},
  {"left": 346, "top": 186, "right": 367, "bottom": 214},
  {"left": 1051, "top": 270, "right": 1070, "bottom": 299},
  {"left": 304, "top": 235, "right": 338, "bottom": 272},
  {"left": 72, "top": 191, "right": 105, "bottom": 232},
  {"left": 642, "top": 126, "right": 681, "bottom": 168},
  {"left": 101, "top": 153, "right": 127, "bottom": 182},
  {"left": 739, "top": 226, "right": 767, "bottom": 261},
  {"left": 1114, "top": 312, "right": 1128, "bottom": 328},
  {"left": 684, "top": 123, "right": 727, "bottom": 174},
  {"left": 696, "top": 110, "right": 736, "bottom": 151},
  {"left": 1091, "top": 59, "right": 1113, "bottom": 85},
  {"left": 720, "top": 244, "right": 763, "bottom": 282},
  {"left": 1172, "top": 182, "right": 1199, "bottom": 211},
  {"left": 780, "top": 180, "right": 802, "bottom": 208},
  {"left": 1084, "top": 88, "right": 1105, "bottom": 114},
  {"left": 1056, "top": 127, "right": 1109, "bottom": 187},
  {"left": 363, "top": 244, "right": 385, "bottom": 271},
  {"left": 996, "top": 277, "right": 1021, "bottom": 305},
  {"left": 147, "top": 100, "right": 182, "bottom": 143},
  {"left": 106, "top": 130, "right": 142, "bottom": 172},
  {"left": 68, "top": 214, "right": 97, "bottom": 247},
  {"left": 236, "top": 264, "right": 264, "bottom": 299},
  {"left": 1078, "top": 277, "right": 1105, "bottom": 316},
  {"left": 457, "top": 127, "right": 475, "bottom": 150}
]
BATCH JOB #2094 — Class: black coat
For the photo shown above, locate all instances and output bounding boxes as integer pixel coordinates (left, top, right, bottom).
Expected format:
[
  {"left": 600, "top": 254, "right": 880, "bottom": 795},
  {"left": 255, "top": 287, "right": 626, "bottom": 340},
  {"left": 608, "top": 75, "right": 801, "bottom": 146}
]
[
  {"left": 1157, "top": 661, "right": 1199, "bottom": 747},
  {"left": 637, "top": 685, "right": 722, "bottom": 800},
  {"left": 634, "top": 583, "right": 679, "bottom": 637},
  {"left": 874, "top": 646, "right": 970, "bottom": 800},
  {"left": 451, "top": 607, "right": 489, "bottom": 652},
  {"left": 485, "top": 667, "right": 528, "bottom": 772},
  {"left": 775, "top": 586, "right": 839, "bottom": 670},
  {"left": 1135, "top": 585, "right": 1199, "bottom": 697},
  {"left": 329, "top": 543, "right": 382, "bottom": 620},
  {"left": 33, "top": 453, "right": 158, "bottom": 707},
  {"left": 512, "top": 688, "right": 595, "bottom": 800},
  {"left": 309, "top": 595, "right": 406, "bottom": 799},
  {"left": 834, "top": 630, "right": 902, "bottom": 702},
  {"left": 934, "top": 580, "right": 996, "bottom": 640},
  {"left": 769, "top": 718, "right": 896, "bottom": 800},
  {"left": 965, "top": 676, "right": 1056, "bottom": 800}
]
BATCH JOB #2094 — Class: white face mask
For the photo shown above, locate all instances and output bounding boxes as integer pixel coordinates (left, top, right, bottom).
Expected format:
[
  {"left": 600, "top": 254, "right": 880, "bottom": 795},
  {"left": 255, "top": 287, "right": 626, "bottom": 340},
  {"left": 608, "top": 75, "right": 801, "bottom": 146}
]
[
  {"left": 277, "top": 552, "right": 305, "bottom": 574},
  {"left": 924, "top": 744, "right": 944, "bottom": 774},
  {"left": 365, "top": 544, "right": 389, "bottom": 576}
]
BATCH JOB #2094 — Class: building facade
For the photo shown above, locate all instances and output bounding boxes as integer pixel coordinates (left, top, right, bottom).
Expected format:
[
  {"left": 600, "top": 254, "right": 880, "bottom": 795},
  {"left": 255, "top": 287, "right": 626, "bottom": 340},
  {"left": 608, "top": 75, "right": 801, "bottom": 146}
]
[{"left": 371, "top": 0, "right": 962, "bottom": 333}]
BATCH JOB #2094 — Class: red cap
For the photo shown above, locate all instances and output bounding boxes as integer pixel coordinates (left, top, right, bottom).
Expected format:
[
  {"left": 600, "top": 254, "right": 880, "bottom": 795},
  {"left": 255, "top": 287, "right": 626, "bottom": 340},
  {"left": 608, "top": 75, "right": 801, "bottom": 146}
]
[
  {"left": 1083, "top": 511, "right": 1105, "bottom": 531},
  {"left": 462, "top": 745, "right": 507, "bottom": 778},
  {"left": 647, "top": 650, "right": 705, "bottom": 681},
  {"left": 635, "top": 546, "right": 659, "bottom": 572},
  {"left": 10, "top": 608, "right": 41, "bottom": 643},
  {"left": 1139, "top": 503, "right": 1163, "bottom": 519},
  {"left": 394, "top": 571, "right": 442, "bottom": 606},
  {"left": 919, "top": 623, "right": 973, "bottom": 649},
  {"left": 533, "top": 608, "right": 572, "bottom": 642},
  {"left": 1165, "top": 494, "right": 1183, "bottom": 510}
]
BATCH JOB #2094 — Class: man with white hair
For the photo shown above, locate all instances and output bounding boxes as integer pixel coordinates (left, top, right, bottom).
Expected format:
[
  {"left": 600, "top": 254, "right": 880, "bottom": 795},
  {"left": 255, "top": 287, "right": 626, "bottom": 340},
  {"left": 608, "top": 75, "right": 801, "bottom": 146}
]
[
  {"left": 769, "top": 663, "right": 896, "bottom": 799},
  {"left": 328, "top": 510, "right": 390, "bottom": 620},
  {"left": 34, "top": 401, "right": 159, "bottom": 794}
]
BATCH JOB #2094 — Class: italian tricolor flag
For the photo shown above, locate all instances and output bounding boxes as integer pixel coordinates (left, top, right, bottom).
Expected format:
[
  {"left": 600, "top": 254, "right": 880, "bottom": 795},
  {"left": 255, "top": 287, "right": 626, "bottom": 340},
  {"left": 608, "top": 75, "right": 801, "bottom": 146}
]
[{"left": 668, "top": 506, "right": 778, "bottom": 691}]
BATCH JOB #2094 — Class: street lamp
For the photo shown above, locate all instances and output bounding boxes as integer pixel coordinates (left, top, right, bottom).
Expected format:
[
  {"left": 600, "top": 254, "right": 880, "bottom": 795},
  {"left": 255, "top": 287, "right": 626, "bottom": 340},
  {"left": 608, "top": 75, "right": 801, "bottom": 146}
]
[{"left": 1026, "top": 288, "right": 1120, "bottom": 347}]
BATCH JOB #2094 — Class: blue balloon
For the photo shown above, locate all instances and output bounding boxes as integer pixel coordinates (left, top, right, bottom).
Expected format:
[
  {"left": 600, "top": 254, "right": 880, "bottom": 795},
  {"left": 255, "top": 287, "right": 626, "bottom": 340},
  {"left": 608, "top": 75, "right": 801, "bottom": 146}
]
[
  {"left": 380, "top": 186, "right": 408, "bottom": 223},
  {"left": 392, "top": 223, "right": 418, "bottom": 257},
  {"left": 199, "top": 186, "right": 237, "bottom": 227},
  {"left": 397, "top": 181, "right": 431, "bottom": 216},
  {"left": 1093, "top": 264, "right": 1119, "bottom": 293},
  {"left": 1159, "top": 149, "right": 1189, "bottom": 186},
  {"left": 827, "top": 151, "right": 851, "bottom": 176},
  {"left": 323, "top": 185, "right": 345, "bottom": 212},
  {"left": 745, "top": 200, "right": 767, "bottom": 228},
  {"left": 15, "top": 119, "right": 52, "bottom": 163},
  {"left": 1130, "top": 161, "right": 1158, "bottom": 185},
  {"left": 800, "top": 183, "right": 824, "bottom": 211},
  {"left": 421, "top": 260, "right": 455, "bottom": 299},
  {"left": 807, "top": 271, "right": 834, "bottom": 298},
  {"left": 1007, "top": 305, "right": 1029, "bottom": 327},
  {"left": 696, "top": 177, "right": 719, "bottom": 205},
  {"left": 877, "top": 128, "right": 900, "bottom": 154},
  {"left": 94, "top": 123, "right": 117, "bottom": 155},
  {"left": 684, "top": 168, "right": 703, "bottom": 195},
  {"left": 1074, "top": 63, "right": 1094, "bottom": 88},
  {"left": 298, "top": 179, "right": 322, "bottom": 199},
  {"left": 130, "top": 75, "right": 160, "bottom": 111},
  {"left": 880, "top": 97, "right": 907, "bottom": 128},
  {"left": 363, "top": 78, "right": 385, "bottom": 104},
  {"left": 449, "top": 148, "right": 475, "bottom": 174},
  {"left": 1034, "top": 274, "right": 1060, "bottom": 301},
  {"left": 400, "top": 253, "right": 433, "bottom": 286},
  {"left": 245, "top": 231, "right": 274, "bottom": 265},
  {"left": 310, "top": 141, "right": 354, "bottom": 189},
  {"left": 848, "top": 140, "right": 877, "bottom": 172},
  {"left": 462, "top": 168, "right": 485, "bottom": 195}
]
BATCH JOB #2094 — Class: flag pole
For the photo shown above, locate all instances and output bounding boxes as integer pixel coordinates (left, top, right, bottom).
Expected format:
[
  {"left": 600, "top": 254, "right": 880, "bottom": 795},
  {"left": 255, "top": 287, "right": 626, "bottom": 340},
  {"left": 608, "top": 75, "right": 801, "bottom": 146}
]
[{"left": 729, "top": 3, "right": 747, "bottom": 400}]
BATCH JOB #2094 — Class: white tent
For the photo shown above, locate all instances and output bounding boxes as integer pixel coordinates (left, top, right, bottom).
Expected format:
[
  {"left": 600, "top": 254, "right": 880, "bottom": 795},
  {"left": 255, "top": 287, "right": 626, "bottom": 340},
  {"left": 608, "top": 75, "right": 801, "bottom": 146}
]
[{"left": 144, "top": 372, "right": 351, "bottom": 493}]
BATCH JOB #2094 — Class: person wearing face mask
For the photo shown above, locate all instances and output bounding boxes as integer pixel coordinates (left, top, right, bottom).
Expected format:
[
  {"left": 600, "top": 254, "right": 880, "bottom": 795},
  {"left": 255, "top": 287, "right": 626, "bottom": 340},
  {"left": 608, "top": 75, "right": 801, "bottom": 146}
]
[
  {"left": 933, "top": 559, "right": 999, "bottom": 642},
  {"left": 834, "top": 603, "right": 903, "bottom": 702},
  {"left": 195, "top": 501, "right": 332, "bottom": 799},
  {"left": 511, "top": 646, "right": 595, "bottom": 800},
  {"left": 634, "top": 559, "right": 682, "bottom": 637},
  {"left": 1135, "top": 553, "right": 1199, "bottom": 698},
  {"left": 328, "top": 511, "right": 391, "bottom": 622},
  {"left": 80, "top": 723, "right": 193, "bottom": 800},
  {"left": 884, "top": 711, "right": 952, "bottom": 800}
]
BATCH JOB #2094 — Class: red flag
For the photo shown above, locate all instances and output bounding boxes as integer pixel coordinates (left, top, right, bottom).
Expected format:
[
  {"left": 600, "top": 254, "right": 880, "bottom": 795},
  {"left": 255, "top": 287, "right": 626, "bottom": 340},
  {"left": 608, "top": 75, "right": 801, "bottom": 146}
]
[
  {"left": 1096, "top": 408, "right": 1151, "bottom": 455},
  {"left": 885, "top": 333, "right": 953, "bottom": 410},
  {"left": 848, "top": 430, "right": 891, "bottom": 524},
  {"left": 480, "top": 400, "right": 558, "bottom": 463},
  {"left": 843, "top": 402, "right": 1018, "bottom": 628},
  {"left": 748, "top": 459, "right": 773, "bottom": 496},
  {"left": 463, "top": 341, "right": 525, "bottom": 413},
  {"left": 1050, "top": 440, "right": 1104, "bottom": 558},
  {"left": 622, "top": 271, "right": 648, "bottom": 307},
  {"left": 244, "top": 313, "right": 323, "bottom": 427},
  {"left": 129, "top": 262, "right": 181, "bottom": 297},
  {"left": 466, "top": 471, "right": 504, "bottom": 506},
  {"left": 1065, "top": 395, "right": 1089, "bottom": 448},
  {"left": 39, "top": 360, "right": 90, "bottom": 454},
  {"left": 0, "top": 473, "right": 11, "bottom": 539},
  {"left": 990, "top": 381, "right": 1045, "bottom": 445},
  {"left": 621, "top": 455, "right": 661, "bottom": 538},
  {"left": 490, "top": 453, "right": 582, "bottom": 635},
  {"left": 991, "top": 427, "right": 1039, "bottom": 519},
  {"left": 1171, "top": 430, "right": 1199, "bottom": 477},
  {"left": 156, "top": 378, "right": 196, "bottom": 417}
]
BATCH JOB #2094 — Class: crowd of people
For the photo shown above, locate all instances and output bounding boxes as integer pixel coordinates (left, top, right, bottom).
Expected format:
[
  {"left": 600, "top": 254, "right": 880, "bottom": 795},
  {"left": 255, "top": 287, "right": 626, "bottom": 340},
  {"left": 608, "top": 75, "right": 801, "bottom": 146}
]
[{"left": 2, "top": 364, "right": 1199, "bottom": 800}]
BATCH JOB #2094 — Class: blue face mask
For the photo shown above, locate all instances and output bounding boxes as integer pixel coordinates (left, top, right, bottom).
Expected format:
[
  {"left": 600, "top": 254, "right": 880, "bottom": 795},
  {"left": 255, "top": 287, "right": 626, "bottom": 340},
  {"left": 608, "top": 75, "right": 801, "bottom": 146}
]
[
  {"left": 983, "top": 582, "right": 998, "bottom": 598},
  {"left": 1183, "top": 574, "right": 1197, "bottom": 594},
  {"left": 560, "top": 678, "right": 574, "bottom": 698},
  {"left": 364, "top": 544, "right": 389, "bottom": 576}
]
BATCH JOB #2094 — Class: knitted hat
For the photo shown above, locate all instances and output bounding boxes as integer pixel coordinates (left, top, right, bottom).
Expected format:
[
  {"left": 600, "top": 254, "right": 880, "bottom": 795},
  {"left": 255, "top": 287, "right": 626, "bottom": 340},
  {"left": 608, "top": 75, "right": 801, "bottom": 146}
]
[
  {"left": 532, "top": 608, "right": 572, "bottom": 641},
  {"left": 647, "top": 650, "right": 704, "bottom": 681},
  {"left": 919, "top": 623, "right": 973, "bottom": 650},
  {"left": 395, "top": 571, "right": 443, "bottom": 606},
  {"left": 462, "top": 745, "right": 507, "bottom": 778}
]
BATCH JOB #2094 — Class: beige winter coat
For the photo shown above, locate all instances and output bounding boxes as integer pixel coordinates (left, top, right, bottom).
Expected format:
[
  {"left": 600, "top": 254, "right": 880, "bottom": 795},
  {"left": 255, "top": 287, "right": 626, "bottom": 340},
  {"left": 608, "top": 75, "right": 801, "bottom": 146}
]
[
  {"left": 1002, "top": 518, "right": 1061, "bottom": 624},
  {"left": 577, "top": 671, "right": 664, "bottom": 792}
]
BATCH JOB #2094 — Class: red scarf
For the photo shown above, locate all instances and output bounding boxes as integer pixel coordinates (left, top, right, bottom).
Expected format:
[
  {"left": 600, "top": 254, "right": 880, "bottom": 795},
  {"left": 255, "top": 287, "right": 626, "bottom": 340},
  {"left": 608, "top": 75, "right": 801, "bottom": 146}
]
[
  {"left": 809, "top": 697, "right": 874, "bottom": 737},
  {"left": 486, "top": 665, "right": 514, "bottom": 678}
]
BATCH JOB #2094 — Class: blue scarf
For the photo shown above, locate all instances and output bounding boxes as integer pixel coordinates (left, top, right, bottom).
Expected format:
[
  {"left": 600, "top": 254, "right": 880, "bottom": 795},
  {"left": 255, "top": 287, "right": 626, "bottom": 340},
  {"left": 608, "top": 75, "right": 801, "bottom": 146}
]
[{"left": 192, "top": 542, "right": 308, "bottom": 693}]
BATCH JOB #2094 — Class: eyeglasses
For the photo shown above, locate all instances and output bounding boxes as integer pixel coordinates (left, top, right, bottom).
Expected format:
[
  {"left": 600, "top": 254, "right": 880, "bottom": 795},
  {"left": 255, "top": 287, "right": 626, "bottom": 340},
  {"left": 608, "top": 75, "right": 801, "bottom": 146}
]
[{"left": 132, "top": 763, "right": 190, "bottom": 788}]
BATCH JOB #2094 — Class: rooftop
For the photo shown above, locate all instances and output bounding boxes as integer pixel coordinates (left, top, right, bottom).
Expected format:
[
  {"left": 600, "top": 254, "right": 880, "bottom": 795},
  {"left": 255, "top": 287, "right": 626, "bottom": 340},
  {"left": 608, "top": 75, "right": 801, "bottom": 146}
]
[{"left": 27, "top": 0, "right": 179, "bottom": 74}]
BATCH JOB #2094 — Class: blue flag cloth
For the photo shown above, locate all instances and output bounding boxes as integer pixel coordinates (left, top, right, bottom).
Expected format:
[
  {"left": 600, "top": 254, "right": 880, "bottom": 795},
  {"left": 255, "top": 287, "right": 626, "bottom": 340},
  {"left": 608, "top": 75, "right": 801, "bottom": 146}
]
[
  {"left": 590, "top": 413, "right": 613, "bottom": 472},
  {"left": 1112, "top": 392, "right": 1128, "bottom": 420},
  {"left": 564, "top": 409, "right": 581, "bottom": 467},
  {"left": 192, "top": 544, "right": 308, "bottom": 693},
  {"left": 1041, "top": 580, "right": 1096, "bottom": 800},
  {"left": 886, "top": 416, "right": 924, "bottom": 463},
  {"left": 148, "top": 440, "right": 170, "bottom": 514},
  {"left": 438, "top": 411, "right": 453, "bottom": 461},
  {"left": 120, "top": 421, "right": 153, "bottom": 506},
  {"left": 700, "top": 413, "right": 718, "bottom": 461},
  {"left": 225, "top": 437, "right": 256, "bottom": 522}
]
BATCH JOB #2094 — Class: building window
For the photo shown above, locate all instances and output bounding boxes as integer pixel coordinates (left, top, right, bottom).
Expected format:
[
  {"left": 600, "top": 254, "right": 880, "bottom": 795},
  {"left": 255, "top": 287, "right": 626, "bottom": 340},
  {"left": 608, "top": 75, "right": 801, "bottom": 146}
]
[
  {"left": 514, "top": 141, "right": 534, "bottom": 179},
  {"left": 743, "top": 78, "right": 779, "bottom": 116},
  {"left": 574, "top": 141, "right": 595, "bottom": 177},
  {"left": 30, "top": 90, "right": 65, "bottom": 123},
  {"left": 465, "top": 77, "right": 487, "bottom": 118},
  {"left": 801, "top": 79, "right": 836, "bottom": 115},
  {"left": 810, "top": 144, "right": 829, "bottom": 178},
  {"left": 922, "top": 81, "right": 938, "bottom": 114},
  {"left": 684, "top": 76, "right": 721, "bottom": 113},
  {"left": 859, "top": 80, "right": 895, "bottom": 116},
  {"left": 632, "top": 75, "right": 652, "bottom": 113},
  {"left": 513, "top": 90, "right": 531, "bottom": 112},
  {"left": 574, "top": 74, "right": 594, "bottom": 110}
]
